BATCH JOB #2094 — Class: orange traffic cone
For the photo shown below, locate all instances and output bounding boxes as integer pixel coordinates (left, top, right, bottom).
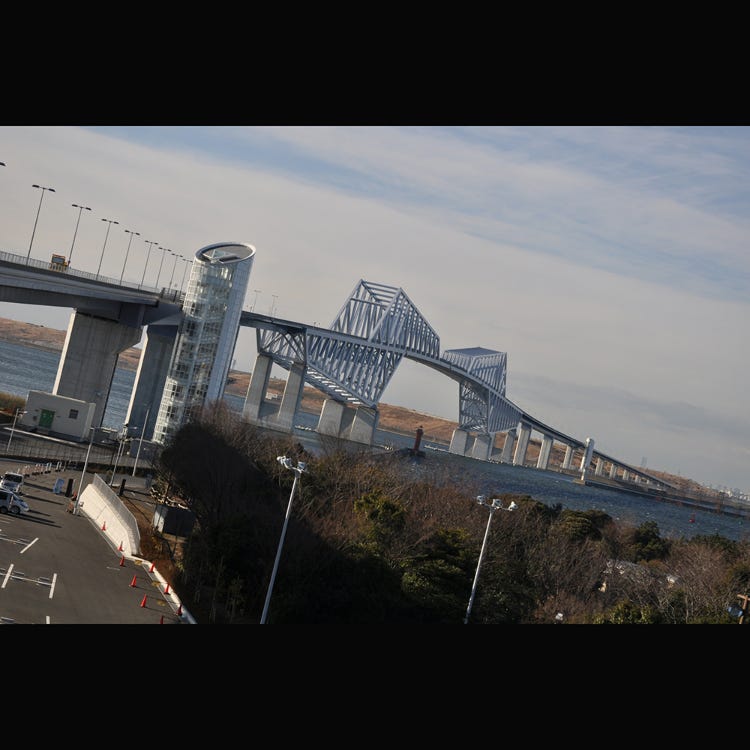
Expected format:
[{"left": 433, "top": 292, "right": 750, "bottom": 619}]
[
  {"left": 129, "top": 575, "right": 137, "bottom": 587},
  {"left": 149, "top": 562, "right": 155, "bottom": 572},
  {"left": 101, "top": 521, "right": 106, "bottom": 531},
  {"left": 140, "top": 595, "right": 147, "bottom": 608},
  {"left": 165, "top": 582, "right": 170, "bottom": 594},
  {"left": 118, "top": 541, "right": 123, "bottom": 551},
  {"left": 119, "top": 556, "right": 125, "bottom": 567},
  {"left": 159, "top": 615, "right": 164, "bottom": 624},
  {"left": 177, "top": 603, "right": 182, "bottom": 616}
]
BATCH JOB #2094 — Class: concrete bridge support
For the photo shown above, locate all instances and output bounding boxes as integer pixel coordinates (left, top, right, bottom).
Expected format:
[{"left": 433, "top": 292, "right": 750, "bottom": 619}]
[
  {"left": 500, "top": 429, "right": 516, "bottom": 463},
  {"left": 53, "top": 311, "right": 142, "bottom": 428},
  {"left": 622, "top": 469, "right": 630, "bottom": 481},
  {"left": 317, "top": 399, "right": 347, "bottom": 437},
  {"left": 595, "top": 458, "right": 604, "bottom": 476},
  {"left": 562, "top": 445, "right": 573, "bottom": 470},
  {"left": 513, "top": 422, "right": 531, "bottom": 466},
  {"left": 274, "top": 362, "right": 306, "bottom": 431},
  {"left": 449, "top": 428, "right": 470, "bottom": 456},
  {"left": 536, "top": 435, "right": 553, "bottom": 470},
  {"left": 348, "top": 406, "right": 379, "bottom": 445},
  {"left": 609, "top": 463, "right": 617, "bottom": 479},
  {"left": 472, "top": 433, "right": 494, "bottom": 461},
  {"left": 243, "top": 353, "right": 274, "bottom": 423},
  {"left": 125, "top": 324, "right": 177, "bottom": 440}
]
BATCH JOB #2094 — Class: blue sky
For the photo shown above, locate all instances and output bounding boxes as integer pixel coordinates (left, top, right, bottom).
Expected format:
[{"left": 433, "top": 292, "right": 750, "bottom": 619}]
[{"left": 0, "top": 125, "right": 747, "bottom": 492}]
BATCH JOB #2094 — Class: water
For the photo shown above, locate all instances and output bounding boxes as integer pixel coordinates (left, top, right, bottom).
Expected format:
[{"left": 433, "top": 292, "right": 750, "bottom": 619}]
[{"left": 1, "top": 339, "right": 747, "bottom": 543}]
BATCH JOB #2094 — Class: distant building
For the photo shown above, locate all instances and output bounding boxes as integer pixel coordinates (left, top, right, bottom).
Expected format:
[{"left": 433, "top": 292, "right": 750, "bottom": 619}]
[
  {"left": 20, "top": 390, "right": 95, "bottom": 441},
  {"left": 152, "top": 242, "right": 255, "bottom": 445}
]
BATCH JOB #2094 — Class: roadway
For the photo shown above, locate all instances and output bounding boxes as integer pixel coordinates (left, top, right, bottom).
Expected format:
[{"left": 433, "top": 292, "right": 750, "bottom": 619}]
[{"left": 0, "top": 459, "right": 182, "bottom": 624}]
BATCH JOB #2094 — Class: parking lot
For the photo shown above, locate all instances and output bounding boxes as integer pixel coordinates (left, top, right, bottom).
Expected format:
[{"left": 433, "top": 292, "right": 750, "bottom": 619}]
[{"left": 0, "top": 459, "right": 183, "bottom": 624}]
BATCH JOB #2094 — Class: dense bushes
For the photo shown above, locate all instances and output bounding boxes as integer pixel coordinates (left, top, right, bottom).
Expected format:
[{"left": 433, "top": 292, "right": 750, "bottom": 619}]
[{"left": 157, "top": 404, "right": 750, "bottom": 624}]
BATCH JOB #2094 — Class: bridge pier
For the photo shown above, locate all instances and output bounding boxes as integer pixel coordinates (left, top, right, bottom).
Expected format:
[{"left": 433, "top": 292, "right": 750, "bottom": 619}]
[
  {"left": 125, "top": 324, "right": 177, "bottom": 440},
  {"left": 622, "top": 469, "right": 630, "bottom": 481},
  {"left": 317, "top": 399, "right": 347, "bottom": 437},
  {"left": 274, "top": 362, "right": 306, "bottom": 431},
  {"left": 53, "top": 311, "right": 142, "bottom": 428},
  {"left": 348, "top": 406, "right": 379, "bottom": 445},
  {"left": 609, "top": 463, "right": 617, "bottom": 479},
  {"left": 472, "top": 433, "right": 494, "bottom": 461},
  {"left": 513, "top": 422, "right": 531, "bottom": 466},
  {"left": 500, "top": 429, "right": 516, "bottom": 463},
  {"left": 243, "top": 353, "right": 274, "bottom": 423},
  {"left": 449, "top": 428, "right": 470, "bottom": 456},
  {"left": 536, "top": 435, "right": 553, "bottom": 470},
  {"left": 562, "top": 445, "right": 573, "bottom": 470},
  {"left": 595, "top": 457, "right": 604, "bottom": 476}
]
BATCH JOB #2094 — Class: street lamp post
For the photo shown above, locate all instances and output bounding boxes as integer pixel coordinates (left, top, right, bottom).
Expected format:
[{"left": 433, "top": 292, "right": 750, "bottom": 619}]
[
  {"left": 155, "top": 247, "right": 170, "bottom": 289},
  {"left": 250, "top": 290, "right": 261, "bottom": 312},
  {"left": 110, "top": 422, "right": 129, "bottom": 486},
  {"left": 6, "top": 408, "right": 27, "bottom": 451},
  {"left": 270, "top": 294, "right": 278, "bottom": 317},
  {"left": 74, "top": 427, "right": 96, "bottom": 514},
  {"left": 132, "top": 407, "right": 150, "bottom": 477},
  {"left": 260, "top": 456, "right": 308, "bottom": 624},
  {"left": 120, "top": 229, "right": 140, "bottom": 284},
  {"left": 96, "top": 218, "right": 119, "bottom": 280},
  {"left": 27, "top": 184, "right": 56, "bottom": 264},
  {"left": 167, "top": 252, "right": 180, "bottom": 290},
  {"left": 68, "top": 203, "right": 92, "bottom": 266},
  {"left": 139, "top": 240, "right": 158, "bottom": 289},
  {"left": 178, "top": 257, "right": 191, "bottom": 294},
  {"left": 464, "top": 495, "right": 518, "bottom": 625}
]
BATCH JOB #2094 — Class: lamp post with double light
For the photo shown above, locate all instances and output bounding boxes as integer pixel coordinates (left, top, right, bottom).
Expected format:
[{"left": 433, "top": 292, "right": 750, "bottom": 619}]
[
  {"left": 96, "top": 218, "right": 119, "bottom": 280},
  {"left": 260, "top": 456, "right": 308, "bottom": 624},
  {"left": 74, "top": 427, "right": 96, "bottom": 514},
  {"left": 155, "top": 247, "right": 170, "bottom": 289},
  {"left": 178, "top": 256, "right": 191, "bottom": 295},
  {"left": 27, "top": 184, "right": 56, "bottom": 264},
  {"left": 139, "top": 240, "right": 159, "bottom": 288},
  {"left": 68, "top": 203, "right": 91, "bottom": 266},
  {"left": 464, "top": 495, "right": 518, "bottom": 625},
  {"left": 6, "top": 408, "right": 27, "bottom": 451},
  {"left": 120, "top": 229, "right": 140, "bottom": 284}
]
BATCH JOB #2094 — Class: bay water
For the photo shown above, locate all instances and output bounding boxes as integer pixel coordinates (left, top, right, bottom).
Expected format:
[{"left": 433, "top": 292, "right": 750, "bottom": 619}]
[{"left": 0, "top": 338, "right": 746, "bottom": 543}]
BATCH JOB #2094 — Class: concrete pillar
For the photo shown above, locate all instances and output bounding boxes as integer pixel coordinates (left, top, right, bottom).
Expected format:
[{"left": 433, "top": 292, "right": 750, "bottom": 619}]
[
  {"left": 274, "top": 362, "right": 306, "bottom": 431},
  {"left": 635, "top": 475, "right": 641, "bottom": 484},
  {"left": 562, "top": 445, "right": 573, "bottom": 469},
  {"left": 349, "top": 406, "right": 379, "bottom": 445},
  {"left": 536, "top": 435, "right": 553, "bottom": 470},
  {"left": 472, "top": 433, "right": 493, "bottom": 461},
  {"left": 125, "top": 324, "right": 177, "bottom": 441},
  {"left": 595, "top": 458, "right": 604, "bottom": 476},
  {"left": 53, "top": 311, "right": 142, "bottom": 428},
  {"left": 243, "top": 353, "right": 273, "bottom": 422},
  {"left": 622, "top": 469, "right": 630, "bottom": 481},
  {"left": 500, "top": 429, "right": 516, "bottom": 463},
  {"left": 317, "top": 399, "right": 346, "bottom": 437},
  {"left": 513, "top": 422, "right": 531, "bottom": 466},
  {"left": 609, "top": 463, "right": 617, "bottom": 479},
  {"left": 449, "top": 428, "right": 470, "bottom": 456}
]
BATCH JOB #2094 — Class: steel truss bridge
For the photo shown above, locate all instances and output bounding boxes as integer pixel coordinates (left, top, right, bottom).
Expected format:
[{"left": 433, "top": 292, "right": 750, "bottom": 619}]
[{"left": 240, "top": 279, "right": 671, "bottom": 489}]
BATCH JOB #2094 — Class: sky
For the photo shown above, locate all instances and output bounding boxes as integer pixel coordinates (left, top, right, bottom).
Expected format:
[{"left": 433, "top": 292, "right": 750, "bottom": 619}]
[{"left": 0, "top": 125, "right": 747, "bottom": 492}]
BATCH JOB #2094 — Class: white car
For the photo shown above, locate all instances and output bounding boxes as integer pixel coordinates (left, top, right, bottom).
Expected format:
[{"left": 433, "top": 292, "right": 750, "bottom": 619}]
[
  {"left": 0, "top": 488, "right": 29, "bottom": 515},
  {"left": 0, "top": 472, "right": 24, "bottom": 495}
]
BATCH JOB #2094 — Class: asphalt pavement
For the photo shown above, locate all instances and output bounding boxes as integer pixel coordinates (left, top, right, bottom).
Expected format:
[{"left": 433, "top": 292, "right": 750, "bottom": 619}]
[{"left": 0, "top": 458, "right": 183, "bottom": 625}]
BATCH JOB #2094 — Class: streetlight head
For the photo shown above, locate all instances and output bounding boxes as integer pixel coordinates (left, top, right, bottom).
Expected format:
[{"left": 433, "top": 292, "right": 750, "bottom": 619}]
[
  {"left": 49, "top": 188, "right": 56, "bottom": 192},
  {"left": 32, "top": 184, "right": 40, "bottom": 188},
  {"left": 476, "top": 495, "right": 486, "bottom": 506},
  {"left": 508, "top": 501, "right": 518, "bottom": 511},
  {"left": 491, "top": 498, "right": 503, "bottom": 509},
  {"left": 297, "top": 461, "right": 307, "bottom": 473}
]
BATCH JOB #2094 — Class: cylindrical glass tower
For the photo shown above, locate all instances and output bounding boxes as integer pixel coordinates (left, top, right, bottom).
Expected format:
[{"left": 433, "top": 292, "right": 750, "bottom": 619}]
[{"left": 153, "top": 242, "right": 255, "bottom": 445}]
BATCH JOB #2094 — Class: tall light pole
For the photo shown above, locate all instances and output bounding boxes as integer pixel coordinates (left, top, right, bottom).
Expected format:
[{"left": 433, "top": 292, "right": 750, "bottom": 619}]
[
  {"left": 27, "top": 184, "right": 56, "bottom": 264},
  {"left": 6, "top": 408, "right": 27, "bottom": 451},
  {"left": 167, "top": 251, "right": 180, "bottom": 289},
  {"left": 250, "top": 290, "right": 261, "bottom": 312},
  {"left": 68, "top": 203, "right": 91, "bottom": 266},
  {"left": 139, "top": 239, "right": 158, "bottom": 288},
  {"left": 120, "top": 229, "right": 140, "bottom": 284},
  {"left": 74, "top": 427, "right": 96, "bottom": 515},
  {"left": 132, "top": 407, "right": 150, "bottom": 477},
  {"left": 464, "top": 495, "right": 518, "bottom": 625},
  {"left": 178, "top": 257, "right": 191, "bottom": 294},
  {"left": 155, "top": 247, "right": 170, "bottom": 289},
  {"left": 96, "top": 218, "right": 119, "bottom": 280},
  {"left": 110, "top": 422, "right": 129, "bottom": 486},
  {"left": 260, "top": 456, "right": 308, "bottom": 625},
  {"left": 270, "top": 294, "right": 278, "bottom": 317}
]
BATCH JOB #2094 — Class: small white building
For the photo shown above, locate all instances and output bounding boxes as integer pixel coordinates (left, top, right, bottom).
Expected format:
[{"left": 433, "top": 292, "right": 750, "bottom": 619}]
[{"left": 19, "top": 390, "right": 96, "bottom": 441}]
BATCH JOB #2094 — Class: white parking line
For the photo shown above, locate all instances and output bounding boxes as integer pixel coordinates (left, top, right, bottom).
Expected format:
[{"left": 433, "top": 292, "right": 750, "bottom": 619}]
[
  {"left": 20, "top": 537, "right": 38, "bottom": 554},
  {"left": 2, "top": 564, "right": 13, "bottom": 588},
  {"left": 49, "top": 572, "right": 56, "bottom": 599}
]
